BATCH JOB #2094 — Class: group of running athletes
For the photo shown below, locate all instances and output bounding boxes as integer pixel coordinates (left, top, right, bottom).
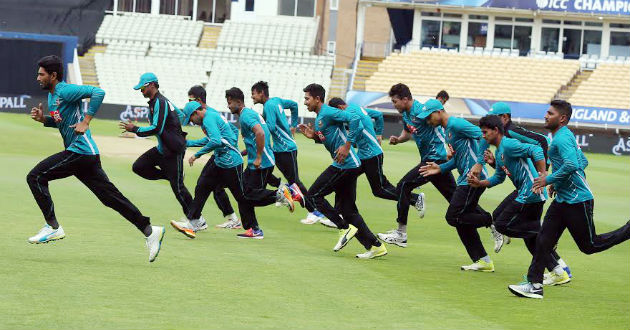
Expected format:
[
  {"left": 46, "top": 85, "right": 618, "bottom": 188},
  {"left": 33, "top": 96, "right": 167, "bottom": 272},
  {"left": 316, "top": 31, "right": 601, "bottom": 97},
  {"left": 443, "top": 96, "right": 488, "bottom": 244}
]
[{"left": 27, "top": 55, "right": 630, "bottom": 299}]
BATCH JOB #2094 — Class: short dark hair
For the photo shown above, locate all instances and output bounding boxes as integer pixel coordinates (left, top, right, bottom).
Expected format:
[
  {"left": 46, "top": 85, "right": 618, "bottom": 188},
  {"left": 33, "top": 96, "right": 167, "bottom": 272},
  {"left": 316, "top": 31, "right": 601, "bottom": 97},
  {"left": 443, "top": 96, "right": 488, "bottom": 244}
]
[
  {"left": 225, "top": 87, "right": 244, "bottom": 102},
  {"left": 328, "top": 97, "right": 346, "bottom": 109},
  {"left": 550, "top": 99, "right": 572, "bottom": 121},
  {"left": 479, "top": 115, "right": 505, "bottom": 134},
  {"left": 251, "top": 81, "right": 269, "bottom": 97},
  {"left": 388, "top": 83, "right": 412, "bottom": 99},
  {"left": 188, "top": 85, "right": 206, "bottom": 103},
  {"left": 436, "top": 90, "right": 449, "bottom": 101},
  {"left": 37, "top": 55, "right": 64, "bottom": 81},
  {"left": 303, "top": 83, "right": 325, "bottom": 101}
]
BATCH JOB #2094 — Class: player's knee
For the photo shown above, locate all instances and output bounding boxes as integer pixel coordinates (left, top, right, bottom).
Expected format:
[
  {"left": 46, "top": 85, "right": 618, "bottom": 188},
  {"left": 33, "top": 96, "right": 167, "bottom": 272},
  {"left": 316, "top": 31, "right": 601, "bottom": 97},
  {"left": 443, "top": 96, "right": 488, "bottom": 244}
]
[
  {"left": 577, "top": 244, "right": 597, "bottom": 255},
  {"left": 26, "top": 170, "right": 40, "bottom": 187},
  {"left": 444, "top": 209, "right": 459, "bottom": 227},
  {"left": 131, "top": 161, "right": 143, "bottom": 176}
]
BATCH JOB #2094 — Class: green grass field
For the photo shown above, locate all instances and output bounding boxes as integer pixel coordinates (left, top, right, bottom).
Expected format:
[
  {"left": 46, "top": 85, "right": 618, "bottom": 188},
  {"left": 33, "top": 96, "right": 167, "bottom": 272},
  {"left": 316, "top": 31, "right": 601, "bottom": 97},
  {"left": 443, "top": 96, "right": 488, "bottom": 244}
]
[{"left": 0, "top": 112, "right": 628, "bottom": 330}]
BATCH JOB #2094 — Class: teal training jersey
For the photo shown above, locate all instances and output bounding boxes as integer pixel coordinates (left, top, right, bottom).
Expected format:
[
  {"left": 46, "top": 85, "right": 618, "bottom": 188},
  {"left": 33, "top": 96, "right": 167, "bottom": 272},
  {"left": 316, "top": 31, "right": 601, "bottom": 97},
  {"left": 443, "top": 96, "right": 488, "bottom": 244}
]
[
  {"left": 363, "top": 107, "right": 384, "bottom": 135},
  {"left": 239, "top": 108, "right": 275, "bottom": 169},
  {"left": 314, "top": 104, "right": 362, "bottom": 169},
  {"left": 487, "top": 137, "right": 548, "bottom": 204},
  {"left": 546, "top": 126, "right": 593, "bottom": 203},
  {"left": 43, "top": 82, "right": 103, "bottom": 155},
  {"left": 438, "top": 116, "right": 488, "bottom": 186},
  {"left": 402, "top": 100, "right": 448, "bottom": 161},
  {"left": 186, "top": 111, "right": 243, "bottom": 168},
  {"left": 346, "top": 104, "right": 383, "bottom": 160},
  {"left": 262, "top": 97, "right": 298, "bottom": 153}
]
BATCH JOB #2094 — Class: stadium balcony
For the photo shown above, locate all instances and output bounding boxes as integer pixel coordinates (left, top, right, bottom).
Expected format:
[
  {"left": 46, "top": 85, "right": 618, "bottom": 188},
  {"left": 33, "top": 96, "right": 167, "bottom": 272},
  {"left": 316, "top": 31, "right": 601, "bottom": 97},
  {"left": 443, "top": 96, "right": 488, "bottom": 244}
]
[{"left": 92, "top": 13, "right": 333, "bottom": 117}]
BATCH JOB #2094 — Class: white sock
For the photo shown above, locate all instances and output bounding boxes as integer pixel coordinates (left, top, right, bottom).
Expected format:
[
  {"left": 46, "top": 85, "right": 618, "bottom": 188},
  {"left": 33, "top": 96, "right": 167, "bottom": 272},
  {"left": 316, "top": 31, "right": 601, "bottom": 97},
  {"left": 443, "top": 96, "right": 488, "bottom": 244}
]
[
  {"left": 225, "top": 213, "right": 238, "bottom": 221},
  {"left": 552, "top": 265, "right": 565, "bottom": 275},
  {"left": 397, "top": 224, "right": 407, "bottom": 233},
  {"left": 480, "top": 255, "right": 491, "bottom": 263},
  {"left": 190, "top": 218, "right": 202, "bottom": 226},
  {"left": 557, "top": 258, "right": 568, "bottom": 269}
]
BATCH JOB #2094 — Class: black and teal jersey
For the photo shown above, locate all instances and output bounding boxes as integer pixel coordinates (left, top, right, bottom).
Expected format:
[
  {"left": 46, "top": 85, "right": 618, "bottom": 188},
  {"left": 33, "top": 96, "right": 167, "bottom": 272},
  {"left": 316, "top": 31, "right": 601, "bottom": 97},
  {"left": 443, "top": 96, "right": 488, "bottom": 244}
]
[
  {"left": 487, "top": 137, "right": 548, "bottom": 204},
  {"left": 133, "top": 92, "right": 186, "bottom": 156},
  {"left": 239, "top": 108, "right": 275, "bottom": 169},
  {"left": 314, "top": 104, "right": 362, "bottom": 169},
  {"left": 262, "top": 97, "right": 298, "bottom": 153},
  {"left": 546, "top": 126, "right": 593, "bottom": 204},
  {"left": 403, "top": 100, "right": 448, "bottom": 162},
  {"left": 186, "top": 111, "right": 243, "bottom": 168},
  {"left": 43, "top": 82, "right": 103, "bottom": 155},
  {"left": 438, "top": 116, "right": 488, "bottom": 186}
]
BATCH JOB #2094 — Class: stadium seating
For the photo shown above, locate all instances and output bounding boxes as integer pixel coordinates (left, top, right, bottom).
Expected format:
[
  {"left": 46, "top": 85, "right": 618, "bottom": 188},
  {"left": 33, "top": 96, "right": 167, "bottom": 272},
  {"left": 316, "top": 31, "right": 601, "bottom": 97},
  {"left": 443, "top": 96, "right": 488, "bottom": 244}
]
[
  {"left": 217, "top": 16, "right": 318, "bottom": 55},
  {"left": 365, "top": 49, "right": 580, "bottom": 104},
  {"left": 92, "top": 13, "right": 333, "bottom": 116},
  {"left": 96, "top": 13, "right": 203, "bottom": 46},
  {"left": 569, "top": 63, "right": 630, "bottom": 110}
]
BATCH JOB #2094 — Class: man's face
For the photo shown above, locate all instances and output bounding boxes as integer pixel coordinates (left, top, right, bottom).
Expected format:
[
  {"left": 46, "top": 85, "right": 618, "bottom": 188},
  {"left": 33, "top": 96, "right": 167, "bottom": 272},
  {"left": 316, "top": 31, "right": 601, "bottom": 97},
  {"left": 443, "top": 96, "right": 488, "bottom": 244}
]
[
  {"left": 391, "top": 96, "right": 410, "bottom": 113},
  {"left": 544, "top": 106, "right": 562, "bottom": 130},
  {"left": 190, "top": 110, "right": 202, "bottom": 126},
  {"left": 481, "top": 127, "right": 500, "bottom": 146},
  {"left": 226, "top": 97, "right": 240, "bottom": 114},
  {"left": 303, "top": 92, "right": 319, "bottom": 112},
  {"left": 426, "top": 111, "right": 441, "bottom": 127},
  {"left": 437, "top": 97, "right": 448, "bottom": 105},
  {"left": 140, "top": 83, "right": 154, "bottom": 98},
  {"left": 37, "top": 67, "right": 54, "bottom": 90},
  {"left": 337, "top": 104, "right": 347, "bottom": 110},
  {"left": 251, "top": 89, "right": 264, "bottom": 104},
  {"left": 499, "top": 114, "right": 510, "bottom": 126},
  {"left": 188, "top": 94, "right": 200, "bottom": 102}
]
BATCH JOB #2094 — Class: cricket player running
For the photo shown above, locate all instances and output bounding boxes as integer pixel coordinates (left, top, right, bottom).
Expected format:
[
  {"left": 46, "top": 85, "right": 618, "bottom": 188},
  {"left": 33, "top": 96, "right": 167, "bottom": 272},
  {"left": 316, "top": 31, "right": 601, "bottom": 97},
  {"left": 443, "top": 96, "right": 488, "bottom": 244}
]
[
  {"left": 27, "top": 55, "right": 164, "bottom": 262},
  {"left": 508, "top": 100, "right": 630, "bottom": 299}
]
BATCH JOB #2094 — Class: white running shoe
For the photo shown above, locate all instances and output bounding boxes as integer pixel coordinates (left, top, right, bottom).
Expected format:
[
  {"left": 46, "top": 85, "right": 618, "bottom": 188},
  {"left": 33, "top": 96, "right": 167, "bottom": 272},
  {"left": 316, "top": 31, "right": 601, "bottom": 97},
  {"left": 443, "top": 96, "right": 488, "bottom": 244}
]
[
  {"left": 28, "top": 224, "right": 65, "bottom": 244},
  {"left": 508, "top": 281, "right": 543, "bottom": 299},
  {"left": 415, "top": 192, "right": 426, "bottom": 218},
  {"left": 191, "top": 216, "right": 208, "bottom": 231},
  {"left": 491, "top": 224, "right": 506, "bottom": 253},
  {"left": 319, "top": 218, "right": 338, "bottom": 228},
  {"left": 146, "top": 226, "right": 165, "bottom": 263},
  {"left": 377, "top": 229, "right": 408, "bottom": 248},
  {"left": 300, "top": 212, "right": 321, "bottom": 225},
  {"left": 216, "top": 214, "right": 242, "bottom": 229}
]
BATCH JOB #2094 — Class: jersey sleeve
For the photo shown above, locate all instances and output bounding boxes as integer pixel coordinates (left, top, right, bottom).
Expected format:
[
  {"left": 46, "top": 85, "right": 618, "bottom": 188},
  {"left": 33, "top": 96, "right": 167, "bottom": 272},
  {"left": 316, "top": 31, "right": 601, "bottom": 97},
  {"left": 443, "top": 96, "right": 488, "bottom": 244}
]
[
  {"left": 456, "top": 120, "right": 485, "bottom": 165},
  {"left": 43, "top": 116, "right": 58, "bottom": 128},
  {"left": 262, "top": 102, "right": 277, "bottom": 134},
  {"left": 134, "top": 98, "right": 167, "bottom": 137},
  {"left": 194, "top": 116, "right": 224, "bottom": 158},
  {"left": 330, "top": 108, "right": 363, "bottom": 143},
  {"left": 59, "top": 84, "right": 105, "bottom": 116},
  {"left": 438, "top": 158, "right": 457, "bottom": 173},
  {"left": 487, "top": 165, "right": 506, "bottom": 187},
  {"left": 509, "top": 126, "right": 549, "bottom": 160},
  {"left": 504, "top": 139, "right": 545, "bottom": 162},
  {"left": 365, "top": 108, "right": 384, "bottom": 135},
  {"left": 187, "top": 137, "right": 209, "bottom": 148},
  {"left": 280, "top": 98, "right": 299, "bottom": 128},
  {"left": 546, "top": 134, "right": 580, "bottom": 185}
]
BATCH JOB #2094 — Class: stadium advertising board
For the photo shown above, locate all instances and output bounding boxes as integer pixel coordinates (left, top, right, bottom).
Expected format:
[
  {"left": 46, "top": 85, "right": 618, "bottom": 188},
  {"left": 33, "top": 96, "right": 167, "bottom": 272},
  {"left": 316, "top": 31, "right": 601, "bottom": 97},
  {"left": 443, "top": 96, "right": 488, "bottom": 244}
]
[{"left": 373, "top": 0, "right": 630, "bottom": 15}]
